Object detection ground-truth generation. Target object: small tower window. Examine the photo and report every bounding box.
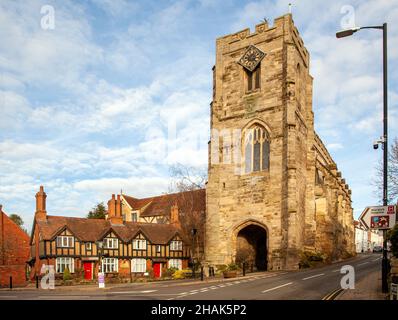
[246,65,261,92]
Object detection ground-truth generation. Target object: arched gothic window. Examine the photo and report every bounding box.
[244,125,270,173]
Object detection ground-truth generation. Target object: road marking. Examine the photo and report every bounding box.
[262,282,293,293]
[372,258,380,261]
[302,273,325,281]
[358,262,369,266]
[200,289,209,292]
[332,269,340,272]
[110,290,157,294]
[38,295,91,299]
[322,288,344,300]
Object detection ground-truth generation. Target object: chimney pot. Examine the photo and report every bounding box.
[35,186,47,221]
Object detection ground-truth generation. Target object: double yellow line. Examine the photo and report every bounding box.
[322,288,344,300]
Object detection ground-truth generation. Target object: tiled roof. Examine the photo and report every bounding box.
[36,216,181,244]
[123,189,205,217]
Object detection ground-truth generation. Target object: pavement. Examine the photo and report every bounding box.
[0,271,269,292]
[0,253,386,300]
[336,267,388,300]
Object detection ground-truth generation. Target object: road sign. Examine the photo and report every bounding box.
[359,205,396,230]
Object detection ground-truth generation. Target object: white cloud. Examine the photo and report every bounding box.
[90,0,138,16]
[326,143,343,151]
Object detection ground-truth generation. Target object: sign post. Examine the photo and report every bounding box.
[359,205,397,294]
[98,272,105,289]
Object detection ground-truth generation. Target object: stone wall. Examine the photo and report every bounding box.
[205,14,354,271]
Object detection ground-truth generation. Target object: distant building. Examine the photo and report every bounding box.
[355,220,368,253]
[0,206,30,287]
[354,220,383,253]
[29,186,204,281]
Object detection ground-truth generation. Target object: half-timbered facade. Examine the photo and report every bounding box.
[29,187,192,280]
[120,189,205,224]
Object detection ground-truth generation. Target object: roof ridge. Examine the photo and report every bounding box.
[123,188,205,201]
[47,215,106,222]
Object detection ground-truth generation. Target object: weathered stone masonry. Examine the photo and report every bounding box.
[205,14,355,271]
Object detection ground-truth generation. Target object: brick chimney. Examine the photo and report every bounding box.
[35,186,47,221]
[107,194,123,225]
[170,204,180,226]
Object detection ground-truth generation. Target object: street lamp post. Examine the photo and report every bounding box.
[96,241,105,288]
[191,228,197,279]
[336,23,389,293]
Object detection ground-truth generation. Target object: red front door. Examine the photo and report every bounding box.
[83,262,92,280]
[153,263,162,278]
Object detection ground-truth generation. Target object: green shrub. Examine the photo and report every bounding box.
[299,251,326,269]
[226,263,240,271]
[162,267,178,278]
[172,269,192,280]
[215,264,228,273]
[63,266,72,281]
[387,224,398,257]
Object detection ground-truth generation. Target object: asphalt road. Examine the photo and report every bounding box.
[0,253,382,300]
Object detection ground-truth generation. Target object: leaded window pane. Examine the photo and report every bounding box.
[262,141,270,170]
[245,142,252,173]
[253,141,261,171]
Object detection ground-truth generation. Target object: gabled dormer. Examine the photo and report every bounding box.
[132,232,148,250]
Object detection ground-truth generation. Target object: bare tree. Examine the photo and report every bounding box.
[373,137,398,204]
[169,163,207,192]
[168,163,207,265]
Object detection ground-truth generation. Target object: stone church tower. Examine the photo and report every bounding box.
[205,14,355,271]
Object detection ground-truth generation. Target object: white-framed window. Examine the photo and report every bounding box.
[170,240,183,251]
[156,245,161,253]
[85,242,92,251]
[102,258,118,273]
[133,239,147,250]
[56,236,74,248]
[168,259,182,270]
[132,212,138,222]
[131,258,146,273]
[56,257,74,273]
[103,238,118,249]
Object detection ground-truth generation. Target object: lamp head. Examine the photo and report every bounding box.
[336,27,361,38]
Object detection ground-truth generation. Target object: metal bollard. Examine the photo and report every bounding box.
[9,276,12,290]
[201,266,204,281]
[242,263,245,277]
[36,275,39,289]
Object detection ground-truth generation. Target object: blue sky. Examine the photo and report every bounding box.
[1,0,398,231]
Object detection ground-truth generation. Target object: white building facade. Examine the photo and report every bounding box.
[354,220,383,253]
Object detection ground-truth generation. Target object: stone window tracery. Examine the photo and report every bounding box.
[244,125,270,173]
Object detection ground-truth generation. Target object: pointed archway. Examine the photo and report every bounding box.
[234,221,268,271]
